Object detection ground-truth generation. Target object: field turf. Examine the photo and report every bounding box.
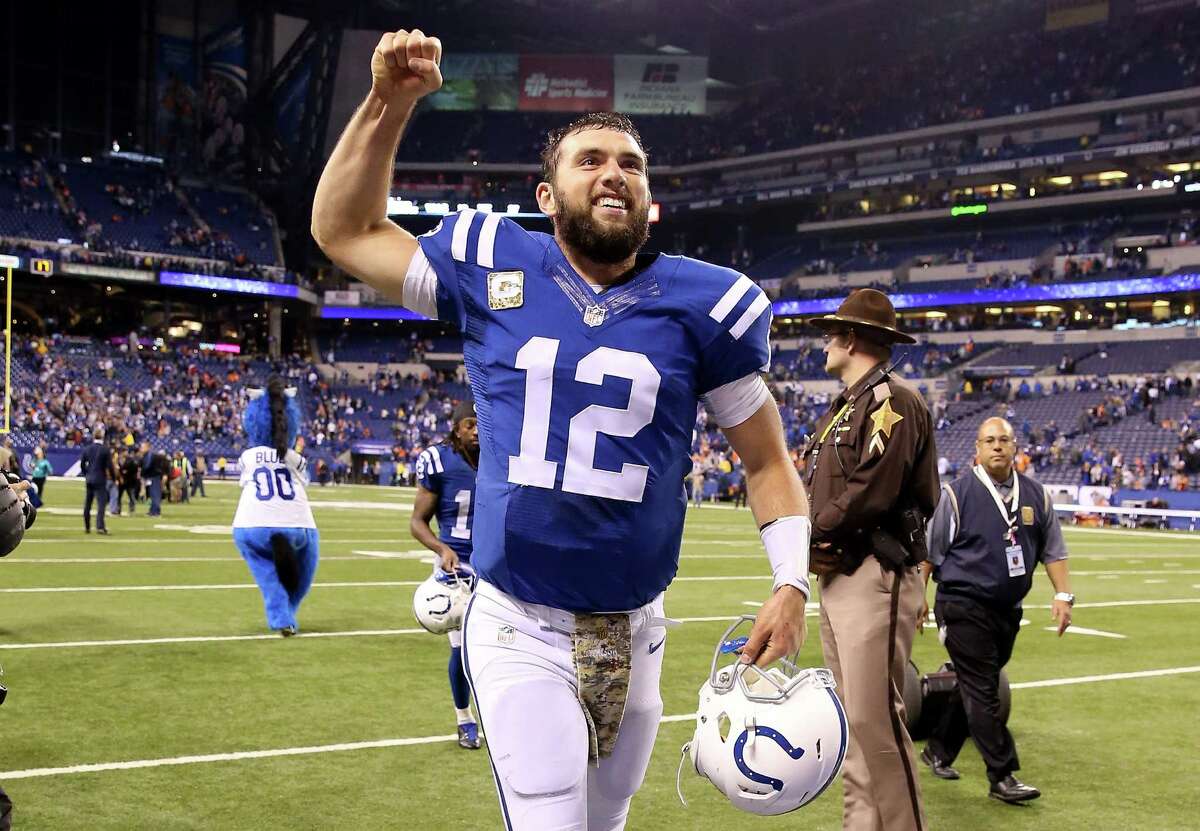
[0,479,1196,829]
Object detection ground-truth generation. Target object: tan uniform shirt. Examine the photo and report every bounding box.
[801,361,940,571]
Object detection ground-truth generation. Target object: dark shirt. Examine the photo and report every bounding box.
[120,459,140,487]
[79,442,111,486]
[801,361,940,570]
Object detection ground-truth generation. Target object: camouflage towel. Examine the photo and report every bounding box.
[573,612,633,761]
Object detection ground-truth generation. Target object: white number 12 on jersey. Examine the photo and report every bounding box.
[508,336,661,503]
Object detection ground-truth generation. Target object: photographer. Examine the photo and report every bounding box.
[0,473,39,831]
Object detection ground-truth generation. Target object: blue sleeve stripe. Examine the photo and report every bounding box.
[477,213,503,268]
[708,274,755,323]
[729,290,770,340]
[450,209,478,263]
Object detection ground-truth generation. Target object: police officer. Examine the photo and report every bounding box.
[803,289,938,831]
[917,416,1074,804]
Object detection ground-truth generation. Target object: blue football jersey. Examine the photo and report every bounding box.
[417,209,770,612]
[415,443,478,560]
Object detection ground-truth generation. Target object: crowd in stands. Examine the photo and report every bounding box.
[945,371,1200,491]
[397,8,1200,167]
[8,324,1200,504]
[0,152,288,282]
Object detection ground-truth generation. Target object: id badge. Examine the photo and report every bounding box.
[1006,544,1026,578]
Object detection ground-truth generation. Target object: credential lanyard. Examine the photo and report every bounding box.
[973,464,1019,544]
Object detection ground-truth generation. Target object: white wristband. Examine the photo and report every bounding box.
[761,515,811,600]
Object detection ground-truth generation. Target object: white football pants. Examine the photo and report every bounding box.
[462,580,668,831]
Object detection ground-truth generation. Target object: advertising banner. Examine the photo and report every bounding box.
[614,55,707,114]
[155,35,197,157]
[1045,0,1109,31]
[429,53,518,111]
[323,290,361,305]
[519,55,612,112]
[62,263,156,283]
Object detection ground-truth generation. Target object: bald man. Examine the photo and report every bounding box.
[917,416,1074,803]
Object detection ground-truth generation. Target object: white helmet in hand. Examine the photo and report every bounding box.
[678,616,847,816]
[412,565,476,635]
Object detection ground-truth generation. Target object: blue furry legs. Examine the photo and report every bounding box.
[233,527,320,632]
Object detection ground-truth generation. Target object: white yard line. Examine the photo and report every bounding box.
[1026,597,1200,610]
[2,664,1195,781]
[2,598,1184,652]
[1043,625,1127,639]
[16,538,428,545]
[0,556,416,564]
[0,629,426,650]
[0,614,809,651]
[1009,665,1200,689]
[0,576,774,594]
[1062,527,1200,541]
[0,581,425,594]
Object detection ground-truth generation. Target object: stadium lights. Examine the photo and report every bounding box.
[1167,162,1194,173]
[1095,170,1127,181]
[1185,183,1200,193]
[924,310,947,319]
[506,204,521,214]
[950,204,987,217]
[386,197,420,215]
[1034,305,1063,314]
[477,203,493,213]
[80,156,92,164]
[1047,175,1073,186]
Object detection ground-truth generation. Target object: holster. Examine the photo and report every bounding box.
[818,506,928,577]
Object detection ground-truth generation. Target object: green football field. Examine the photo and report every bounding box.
[0,478,1197,830]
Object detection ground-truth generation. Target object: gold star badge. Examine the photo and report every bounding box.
[869,399,904,439]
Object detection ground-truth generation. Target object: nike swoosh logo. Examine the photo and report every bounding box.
[648,636,666,655]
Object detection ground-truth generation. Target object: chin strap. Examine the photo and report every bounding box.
[676,742,692,807]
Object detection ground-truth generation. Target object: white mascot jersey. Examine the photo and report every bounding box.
[232,447,316,529]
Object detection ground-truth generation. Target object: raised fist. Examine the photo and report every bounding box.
[371,29,443,105]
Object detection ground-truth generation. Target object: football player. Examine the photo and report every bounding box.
[409,399,482,749]
[313,29,811,831]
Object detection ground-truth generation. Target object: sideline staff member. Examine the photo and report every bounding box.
[918,416,1074,804]
[804,289,939,831]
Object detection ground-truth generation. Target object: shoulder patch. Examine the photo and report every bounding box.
[873,382,893,403]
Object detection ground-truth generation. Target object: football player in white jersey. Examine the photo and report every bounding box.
[232,377,319,637]
[313,30,811,830]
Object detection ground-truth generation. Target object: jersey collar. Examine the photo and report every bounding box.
[542,240,670,330]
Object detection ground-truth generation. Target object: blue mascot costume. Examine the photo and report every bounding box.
[232,376,320,636]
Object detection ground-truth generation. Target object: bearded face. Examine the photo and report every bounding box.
[538,127,652,266]
[551,183,650,265]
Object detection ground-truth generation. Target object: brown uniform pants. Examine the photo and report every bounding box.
[820,557,926,831]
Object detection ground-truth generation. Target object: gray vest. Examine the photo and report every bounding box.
[937,469,1048,609]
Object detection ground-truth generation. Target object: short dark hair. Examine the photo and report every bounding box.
[540,112,647,184]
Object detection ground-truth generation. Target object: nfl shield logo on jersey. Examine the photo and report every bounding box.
[487,271,524,310]
[583,305,607,327]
